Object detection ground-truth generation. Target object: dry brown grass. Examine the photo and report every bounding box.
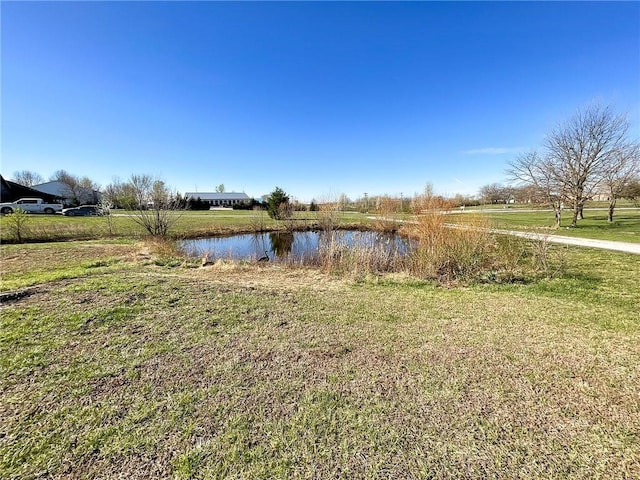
[372,195,404,232]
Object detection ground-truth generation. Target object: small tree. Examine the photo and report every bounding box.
[96,198,115,235]
[4,208,31,243]
[267,187,291,220]
[508,151,565,227]
[601,144,640,222]
[338,193,350,211]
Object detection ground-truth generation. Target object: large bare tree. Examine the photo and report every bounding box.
[509,105,637,227]
[12,170,43,187]
[545,104,634,227]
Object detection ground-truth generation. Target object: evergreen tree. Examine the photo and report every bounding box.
[267,187,290,220]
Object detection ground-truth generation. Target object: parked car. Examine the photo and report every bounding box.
[0,198,63,215]
[60,205,103,216]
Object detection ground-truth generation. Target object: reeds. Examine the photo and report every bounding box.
[314,231,406,276]
[404,197,495,282]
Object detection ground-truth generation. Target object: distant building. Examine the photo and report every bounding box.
[185,192,251,207]
[31,181,101,206]
[0,175,61,203]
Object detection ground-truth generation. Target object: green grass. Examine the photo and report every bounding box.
[0,210,374,243]
[1,240,639,478]
[465,208,640,243]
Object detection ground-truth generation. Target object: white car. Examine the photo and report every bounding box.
[0,198,63,215]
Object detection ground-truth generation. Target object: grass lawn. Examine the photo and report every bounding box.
[460,209,640,243]
[1,240,639,478]
[0,210,374,243]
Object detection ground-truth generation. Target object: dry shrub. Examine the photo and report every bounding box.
[316,198,340,232]
[373,196,403,232]
[142,236,194,267]
[405,195,496,282]
[491,234,530,283]
[249,206,268,232]
[529,234,568,278]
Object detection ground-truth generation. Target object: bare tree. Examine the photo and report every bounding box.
[103,177,137,209]
[126,174,183,236]
[479,183,513,205]
[545,104,635,227]
[600,143,640,222]
[50,170,100,205]
[507,151,565,227]
[12,170,44,187]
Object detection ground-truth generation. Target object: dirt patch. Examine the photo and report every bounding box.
[0,289,32,305]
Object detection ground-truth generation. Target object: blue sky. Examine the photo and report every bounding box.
[2,1,639,202]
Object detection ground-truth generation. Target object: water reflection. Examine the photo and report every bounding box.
[180,230,413,262]
[269,232,294,257]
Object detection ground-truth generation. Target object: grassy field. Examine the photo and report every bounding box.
[452,208,640,243]
[0,210,375,244]
[1,238,639,479]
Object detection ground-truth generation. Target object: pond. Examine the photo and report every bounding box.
[180,230,414,262]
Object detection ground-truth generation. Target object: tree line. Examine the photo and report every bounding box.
[9,104,639,231]
[11,169,101,206]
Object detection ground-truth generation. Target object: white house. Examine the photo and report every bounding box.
[31,181,101,206]
[185,192,251,207]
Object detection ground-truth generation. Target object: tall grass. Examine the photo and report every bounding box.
[315,198,341,232]
[276,197,563,284]
[312,231,407,276]
[372,195,404,232]
[404,196,496,282]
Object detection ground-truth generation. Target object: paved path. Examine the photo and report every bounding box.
[488,229,640,255]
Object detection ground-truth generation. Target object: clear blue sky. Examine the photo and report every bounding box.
[2,1,639,202]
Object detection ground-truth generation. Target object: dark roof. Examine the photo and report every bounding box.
[0,175,61,203]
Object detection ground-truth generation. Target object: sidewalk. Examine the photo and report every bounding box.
[489,229,640,254]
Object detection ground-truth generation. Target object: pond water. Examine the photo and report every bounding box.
[180,230,414,262]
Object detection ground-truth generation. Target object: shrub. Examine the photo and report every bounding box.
[405,193,496,282]
[4,208,31,243]
[188,197,210,210]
